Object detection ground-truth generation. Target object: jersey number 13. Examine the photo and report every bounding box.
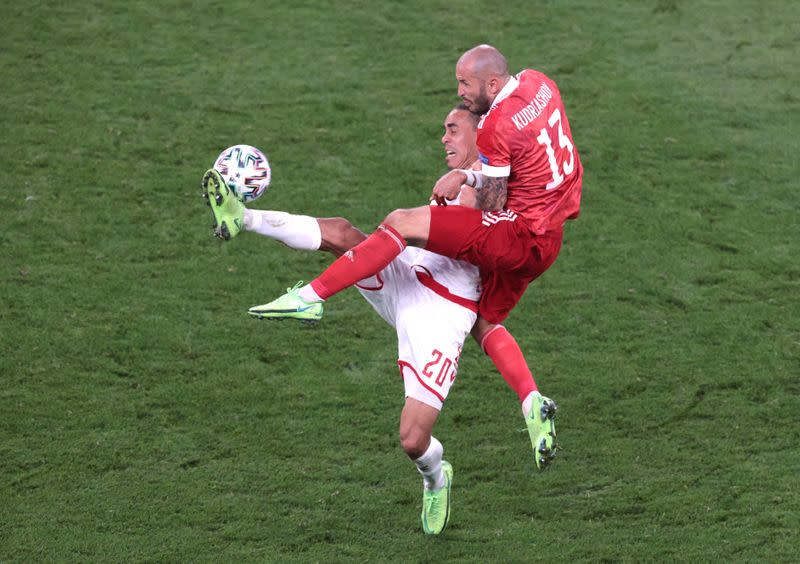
[536,108,575,190]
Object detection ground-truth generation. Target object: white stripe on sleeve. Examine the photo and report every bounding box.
[481,163,511,177]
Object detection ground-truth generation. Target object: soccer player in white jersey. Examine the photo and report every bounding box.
[203,105,486,535]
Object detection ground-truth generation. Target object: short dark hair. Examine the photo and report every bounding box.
[453,103,480,128]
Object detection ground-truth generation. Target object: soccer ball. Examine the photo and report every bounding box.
[213,144,271,203]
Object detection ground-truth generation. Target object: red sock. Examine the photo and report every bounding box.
[481,326,538,403]
[310,224,406,299]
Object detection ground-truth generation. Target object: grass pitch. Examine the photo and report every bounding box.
[1,1,798,561]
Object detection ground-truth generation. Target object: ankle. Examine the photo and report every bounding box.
[298,284,323,303]
[521,391,541,418]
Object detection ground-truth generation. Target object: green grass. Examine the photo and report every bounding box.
[2,0,798,561]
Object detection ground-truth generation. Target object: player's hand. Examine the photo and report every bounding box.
[458,186,479,209]
[431,170,467,205]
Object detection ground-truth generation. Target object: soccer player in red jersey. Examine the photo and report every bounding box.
[254,44,581,469]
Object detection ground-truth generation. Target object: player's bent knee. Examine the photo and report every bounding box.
[383,209,410,230]
[383,207,430,246]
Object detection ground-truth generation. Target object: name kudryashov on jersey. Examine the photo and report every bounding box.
[477,69,583,235]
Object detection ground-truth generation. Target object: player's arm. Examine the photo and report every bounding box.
[458,169,507,211]
[472,121,511,211]
[474,175,507,211]
[431,169,468,204]
[456,159,482,209]
[433,169,507,211]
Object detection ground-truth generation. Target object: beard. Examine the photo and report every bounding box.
[469,85,492,115]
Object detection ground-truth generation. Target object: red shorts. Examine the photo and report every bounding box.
[426,206,563,324]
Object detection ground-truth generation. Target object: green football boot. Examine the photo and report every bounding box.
[248,281,323,322]
[202,168,244,240]
[526,392,558,470]
[421,461,453,535]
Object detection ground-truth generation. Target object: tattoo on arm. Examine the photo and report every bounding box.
[476,176,508,211]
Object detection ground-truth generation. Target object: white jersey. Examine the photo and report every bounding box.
[355,202,480,411]
[413,196,481,304]
[409,247,481,304]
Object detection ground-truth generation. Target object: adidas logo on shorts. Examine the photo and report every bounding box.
[481,210,518,227]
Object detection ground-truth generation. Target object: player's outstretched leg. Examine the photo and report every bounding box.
[248,281,323,322]
[202,169,244,240]
[421,460,453,535]
[525,392,558,470]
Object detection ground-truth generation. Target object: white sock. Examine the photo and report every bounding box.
[414,436,445,490]
[521,391,540,418]
[243,209,322,251]
[297,284,323,303]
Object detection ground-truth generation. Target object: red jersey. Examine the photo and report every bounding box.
[477,69,583,234]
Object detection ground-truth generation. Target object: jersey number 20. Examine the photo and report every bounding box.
[422,349,456,387]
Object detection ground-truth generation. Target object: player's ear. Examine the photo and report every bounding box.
[488,76,500,95]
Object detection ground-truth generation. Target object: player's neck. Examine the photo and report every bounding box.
[488,75,512,106]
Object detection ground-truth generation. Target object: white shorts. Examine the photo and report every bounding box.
[356,248,478,410]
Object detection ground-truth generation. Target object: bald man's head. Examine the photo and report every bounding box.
[457,44,509,80]
[455,44,511,115]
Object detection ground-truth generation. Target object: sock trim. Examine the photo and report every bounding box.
[479,324,505,353]
[378,223,406,253]
[414,436,444,490]
[309,278,329,299]
[298,284,323,303]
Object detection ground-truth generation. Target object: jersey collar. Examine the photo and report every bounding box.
[491,74,519,108]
